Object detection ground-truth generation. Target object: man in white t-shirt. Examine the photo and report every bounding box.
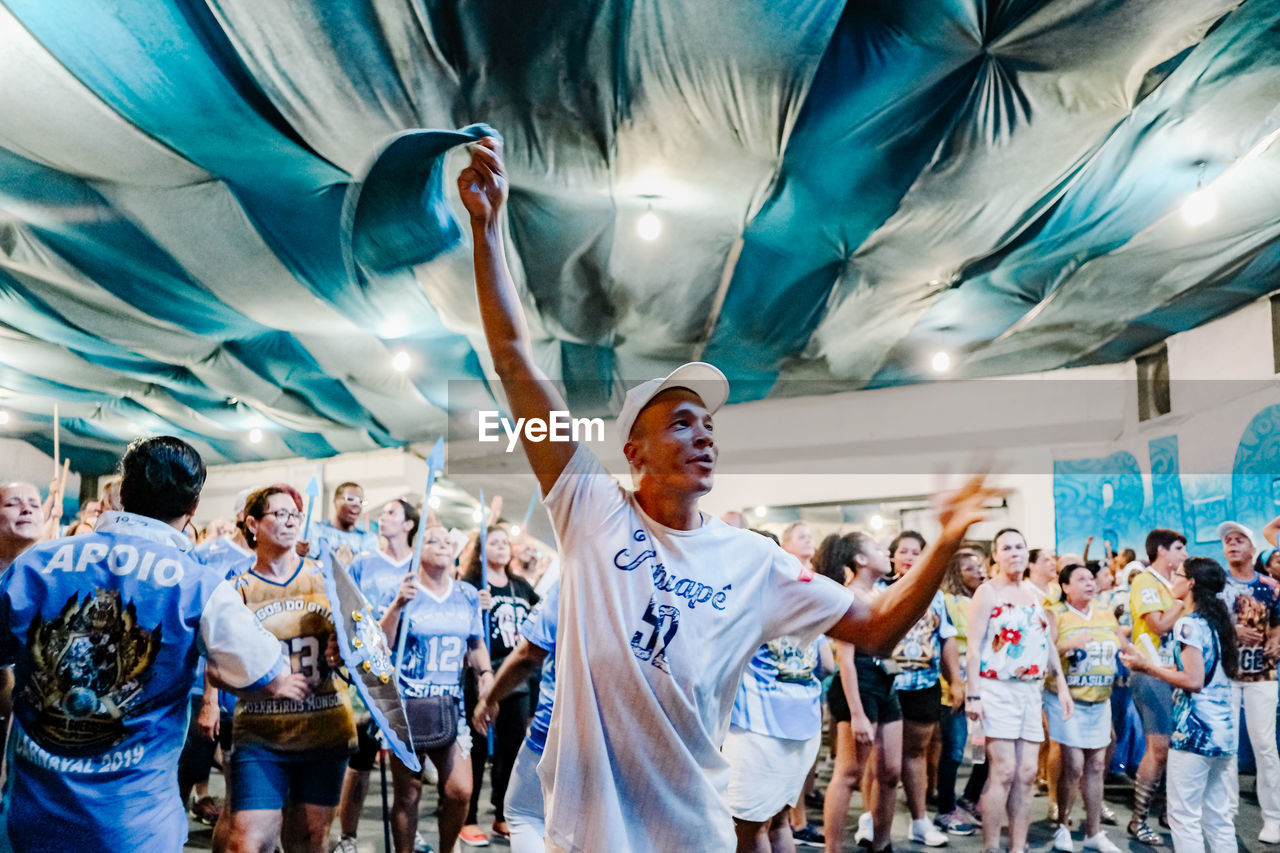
[456,136,998,853]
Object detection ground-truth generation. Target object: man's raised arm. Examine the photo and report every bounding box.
[828,473,999,656]
[457,137,576,495]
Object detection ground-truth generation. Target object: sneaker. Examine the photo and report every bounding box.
[957,796,982,822]
[855,812,873,846]
[1053,825,1074,852]
[1100,803,1118,826]
[1127,819,1161,846]
[793,823,825,846]
[458,825,489,847]
[414,831,434,853]
[332,838,359,853]
[910,818,949,847]
[1083,832,1122,853]
[1261,820,1280,845]
[934,811,975,836]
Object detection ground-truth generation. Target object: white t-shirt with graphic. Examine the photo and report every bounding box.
[538,446,854,853]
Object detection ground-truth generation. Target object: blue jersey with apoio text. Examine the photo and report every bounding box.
[0,512,283,853]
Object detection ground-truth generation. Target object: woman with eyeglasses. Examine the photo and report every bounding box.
[967,528,1074,853]
[218,485,356,853]
[1121,557,1239,853]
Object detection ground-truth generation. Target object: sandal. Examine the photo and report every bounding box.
[1128,819,1163,846]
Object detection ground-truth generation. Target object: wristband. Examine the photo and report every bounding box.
[478,669,494,676]
[965,695,982,702]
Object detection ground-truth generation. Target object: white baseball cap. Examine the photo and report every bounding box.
[1217,520,1259,550]
[616,362,730,449]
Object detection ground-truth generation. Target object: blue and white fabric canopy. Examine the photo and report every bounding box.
[0,0,1276,473]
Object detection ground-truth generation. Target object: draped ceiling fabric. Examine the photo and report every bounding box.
[0,0,1275,474]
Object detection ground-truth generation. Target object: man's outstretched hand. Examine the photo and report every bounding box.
[936,471,1004,539]
[457,136,508,226]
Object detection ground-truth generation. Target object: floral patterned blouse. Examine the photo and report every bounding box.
[978,593,1051,682]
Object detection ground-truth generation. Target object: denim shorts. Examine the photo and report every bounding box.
[229,746,349,811]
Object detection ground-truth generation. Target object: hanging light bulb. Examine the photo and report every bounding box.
[931,351,952,374]
[0,410,8,425]
[472,506,483,523]
[870,514,884,531]
[248,428,263,444]
[637,205,662,241]
[428,494,441,509]
[754,505,767,518]
[1182,188,1217,226]
[391,350,411,372]
[1182,160,1217,226]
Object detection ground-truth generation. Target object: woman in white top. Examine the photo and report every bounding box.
[967,528,1074,853]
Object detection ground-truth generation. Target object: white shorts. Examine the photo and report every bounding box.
[979,678,1044,742]
[723,725,821,822]
[1044,692,1110,750]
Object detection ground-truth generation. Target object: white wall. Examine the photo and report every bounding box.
[0,438,83,508]
[199,294,1280,552]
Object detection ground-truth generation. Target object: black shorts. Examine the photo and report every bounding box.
[347,716,380,772]
[897,682,943,724]
[828,656,902,725]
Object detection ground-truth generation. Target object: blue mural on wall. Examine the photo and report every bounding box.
[1054,404,1280,557]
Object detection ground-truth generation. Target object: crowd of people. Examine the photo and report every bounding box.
[0,136,1274,853]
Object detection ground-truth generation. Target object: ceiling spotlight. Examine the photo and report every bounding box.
[391,350,411,373]
[0,410,8,425]
[930,351,952,373]
[637,207,662,241]
[1182,160,1216,227]
[428,495,441,509]
[870,514,884,531]
[754,505,767,518]
[248,428,263,444]
[471,507,483,523]
[510,524,522,537]
[1182,187,1217,226]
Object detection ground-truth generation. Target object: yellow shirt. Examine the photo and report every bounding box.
[1030,581,1061,608]
[1130,569,1176,666]
[939,592,970,701]
[1047,602,1120,702]
[233,558,356,753]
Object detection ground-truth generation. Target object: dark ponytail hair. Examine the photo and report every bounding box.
[1183,557,1239,680]
[813,534,857,584]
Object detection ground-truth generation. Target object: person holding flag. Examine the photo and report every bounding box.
[332,497,422,853]
[460,513,537,845]
[300,482,379,565]
[379,522,493,853]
